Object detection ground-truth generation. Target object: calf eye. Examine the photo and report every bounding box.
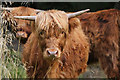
[39,30,46,38]
[61,31,64,34]
[40,31,44,35]
[27,22,31,26]
[61,31,66,35]
[61,31,67,38]
[61,29,65,35]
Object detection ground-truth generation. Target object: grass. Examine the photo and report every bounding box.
[0,10,27,79]
[2,50,27,78]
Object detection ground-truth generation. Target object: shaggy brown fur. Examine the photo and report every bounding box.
[11,6,37,41]
[2,6,37,43]
[77,9,120,78]
[22,10,89,78]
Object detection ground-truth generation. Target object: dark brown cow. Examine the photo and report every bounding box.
[77,9,120,78]
[21,10,89,78]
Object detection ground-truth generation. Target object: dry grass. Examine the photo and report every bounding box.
[0,8,27,79]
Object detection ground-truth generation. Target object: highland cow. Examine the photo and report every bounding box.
[77,9,120,78]
[2,6,41,51]
[2,6,41,43]
[17,10,90,78]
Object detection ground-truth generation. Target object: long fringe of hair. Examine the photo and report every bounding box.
[35,10,69,34]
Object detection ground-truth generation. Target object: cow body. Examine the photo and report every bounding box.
[22,10,89,78]
[78,9,120,78]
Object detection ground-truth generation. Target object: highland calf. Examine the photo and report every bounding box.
[19,10,90,78]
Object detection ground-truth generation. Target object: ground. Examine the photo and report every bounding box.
[80,63,107,78]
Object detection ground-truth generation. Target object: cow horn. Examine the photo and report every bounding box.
[35,9,43,13]
[14,9,90,20]
[14,16,36,21]
[2,7,43,12]
[2,7,15,11]
[67,9,90,18]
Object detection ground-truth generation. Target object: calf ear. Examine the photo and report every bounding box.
[68,18,82,33]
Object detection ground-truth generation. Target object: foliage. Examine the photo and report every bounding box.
[0,11,27,79]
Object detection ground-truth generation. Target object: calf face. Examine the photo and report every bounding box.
[39,27,67,60]
[11,7,37,39]
[35,10,69,61]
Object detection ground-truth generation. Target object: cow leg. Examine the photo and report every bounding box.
[98,54,119,78]
[97,40,119,78]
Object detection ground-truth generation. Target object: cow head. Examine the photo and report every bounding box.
[35,10,69,61]
[2,6,42,43]
[14,9,90,61]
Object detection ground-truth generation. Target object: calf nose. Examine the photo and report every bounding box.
[47,48,58,56]
[44,48,61,58]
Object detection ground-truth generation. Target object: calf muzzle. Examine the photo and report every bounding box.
[46,48,60,58]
